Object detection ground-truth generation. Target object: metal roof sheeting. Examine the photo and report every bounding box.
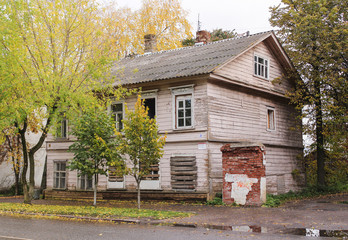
[112,31,273,85]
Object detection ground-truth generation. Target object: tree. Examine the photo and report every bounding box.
[101,0,193,57]
[270,0,347,188]
[130,0,192,53]
[0,128,22,195]
[210,28,237,42]
[117,96,166,209]
[182,28,238,47]
[0,0,122,203]
[68,109,124,206]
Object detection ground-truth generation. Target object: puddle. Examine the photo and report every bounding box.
[281,228,348,238]
[203,224,267,233]
[202,224,348,238]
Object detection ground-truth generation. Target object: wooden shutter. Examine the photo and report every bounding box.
[170,156,197,191]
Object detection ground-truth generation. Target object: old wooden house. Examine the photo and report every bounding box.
[45,31,303,201]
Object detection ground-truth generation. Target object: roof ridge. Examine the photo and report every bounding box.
[126,30,273,59]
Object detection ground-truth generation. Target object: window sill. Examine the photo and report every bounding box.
[55,137,69,141]
[253,74,269,81]
[173,126,195,131]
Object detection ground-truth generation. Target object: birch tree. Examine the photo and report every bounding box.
[104,0,192,55]
[0,0,123,203]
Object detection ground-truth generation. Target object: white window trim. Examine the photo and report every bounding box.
[141,89,158,118]
[169,85,195,130]
[53,161,67,190]
[108,101,125,132]
[266,107,276,131]
[254,54,269,80]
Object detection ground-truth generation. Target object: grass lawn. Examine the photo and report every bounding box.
[0,202,192,220]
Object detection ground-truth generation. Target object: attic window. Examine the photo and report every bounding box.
[254,55,269,79]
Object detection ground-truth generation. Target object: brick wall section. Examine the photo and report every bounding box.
[221,144,266,206]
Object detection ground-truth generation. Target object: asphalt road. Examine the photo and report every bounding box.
[0,216,332,240]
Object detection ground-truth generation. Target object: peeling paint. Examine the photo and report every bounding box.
[225,174,258,205]
[260,177,266,203]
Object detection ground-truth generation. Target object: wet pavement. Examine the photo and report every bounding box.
[0,193,347,238]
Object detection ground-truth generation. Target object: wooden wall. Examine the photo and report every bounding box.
[46,39,303,197]
[214,41,294,95]
[46,77,211,194]
[206,41,303,195]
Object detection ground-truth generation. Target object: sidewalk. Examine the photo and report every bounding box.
[1,193,348,234]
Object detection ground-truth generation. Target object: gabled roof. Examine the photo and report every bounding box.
[113,31,282,85]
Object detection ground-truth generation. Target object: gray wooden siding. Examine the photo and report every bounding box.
[207,83,302,147]
[46,78,210,192]
[214,42,294,95]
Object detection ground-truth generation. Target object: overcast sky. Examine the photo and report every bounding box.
[113,0,281,34]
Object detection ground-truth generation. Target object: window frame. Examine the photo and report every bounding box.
[254,54,269,80]
[109,101,124,132]
[78,173,93,191]
[53,161,67,190]
[169,85,194,130]
[266,107,276,131]
[141,89,158,119]
[56,118,68,139]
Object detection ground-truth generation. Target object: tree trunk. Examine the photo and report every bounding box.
[18,122,31,204]
[314,79,325,188]
[14,134,21,196]
[13,156,20,196]
[137,180,141,209]
[28,152,35,199]
[93,174,97,207]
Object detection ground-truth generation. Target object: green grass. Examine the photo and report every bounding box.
[263,183,348,207]
[0,203,192,220]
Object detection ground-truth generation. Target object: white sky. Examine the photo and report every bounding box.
[112,0,281,34]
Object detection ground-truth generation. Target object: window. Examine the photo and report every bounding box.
[111,103,123,132]
[141,164,159,180]
[142,90,158,119]
[144,98,156,119]
[170,85,194,130]
[170,156,197,191]
[254,55,269,79]
[267,108,275,131]
[176,95,192,128]
[108,166,124,182]
[79,174,93,190]
[56,119,68,139]
[53,162,66,189]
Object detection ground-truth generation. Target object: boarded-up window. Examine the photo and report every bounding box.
[141,164,159,180]
[108,166,124,182]
[170,156,197,191]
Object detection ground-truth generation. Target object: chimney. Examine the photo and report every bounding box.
[195,30,211,44]
[144,34,157,53]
